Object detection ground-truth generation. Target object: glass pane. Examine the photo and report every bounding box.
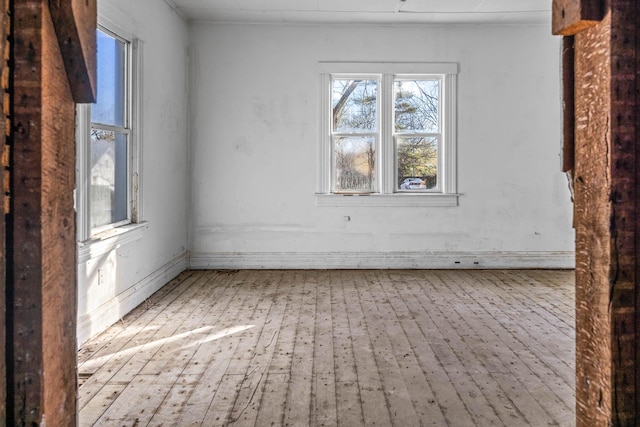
[334,136,375,192]
[397,137,438,190]
[395,80,439,132]
[332,79,377,132]
[93,29,126,127]
[91,129,128,229]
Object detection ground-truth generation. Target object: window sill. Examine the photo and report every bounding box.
[315,193,459,207]
[78,221,149,263]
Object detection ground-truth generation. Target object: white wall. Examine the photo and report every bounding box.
[188,23,575,269]
[77,0,190,344]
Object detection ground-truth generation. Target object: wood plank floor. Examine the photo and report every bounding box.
[77,269,576,427]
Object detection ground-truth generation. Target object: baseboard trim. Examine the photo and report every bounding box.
[189,251,575,270]
[77,252,188,345]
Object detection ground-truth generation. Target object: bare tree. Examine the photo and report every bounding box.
[333,80,361,129]
[332,80,377,191]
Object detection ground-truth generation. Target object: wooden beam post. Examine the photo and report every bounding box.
[6,0,95,424]
[49,0,96,103]
[552,0,605,35]
[562,36,575,173]
[0,0,6,423]
[561,1,640,425]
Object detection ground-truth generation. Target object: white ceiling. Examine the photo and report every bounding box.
[167,0,552,25]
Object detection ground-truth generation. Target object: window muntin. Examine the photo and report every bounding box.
[90,28,131,232]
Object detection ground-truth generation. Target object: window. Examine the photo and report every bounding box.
[91,29,129,230]
[394,78,440,191]
[331,77,378,193]
[317,63,458,207]
[77,25,142,242]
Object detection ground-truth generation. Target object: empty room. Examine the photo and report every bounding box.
[76,0,576,424]
[5,0,639,426]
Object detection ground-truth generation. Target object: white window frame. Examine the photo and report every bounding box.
[317,62,459,207]
[330,74,380,194]
[76,19,145,257]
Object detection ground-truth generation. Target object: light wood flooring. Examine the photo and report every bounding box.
[78,269,575,426]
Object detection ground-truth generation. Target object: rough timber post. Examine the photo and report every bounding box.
[0,0,6,423]
[553,0,640,425]
[7,0,95,424]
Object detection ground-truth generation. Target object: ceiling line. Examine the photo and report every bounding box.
[175,7,549,15]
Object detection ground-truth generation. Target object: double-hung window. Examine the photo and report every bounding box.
[91,28,129,230]
[77,25,141,244]
[317,63,458,207]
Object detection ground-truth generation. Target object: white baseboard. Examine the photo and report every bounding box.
[189,251,575,270]
[77,252,188,346]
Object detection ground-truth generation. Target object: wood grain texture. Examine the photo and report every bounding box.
[41,2,77,424]
[8,0,81,424]
[608,2,640,422]
[552,0,604,35]
[49,0,96,102]
[562,36,575,173]
[78,270,576,426]
[570,1,640,424]
[0,0,6,422]
[10,2,47,422]
[573,12,612,426]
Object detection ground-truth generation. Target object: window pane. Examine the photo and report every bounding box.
[334,136,375,192]
[93,30,126,127]
[397,137,438,190]
[395,80,439,132]
[332,79,377,132]
[91,129,128,229]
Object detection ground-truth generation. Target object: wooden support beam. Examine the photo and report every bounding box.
[0,0,6,423]
[562,36,575,173]
[49,0,96,103]
[552,0,604,35]
[572,14,611,425]
[567,0,640,424]
[6,0,94,423]
[10,2,47,420]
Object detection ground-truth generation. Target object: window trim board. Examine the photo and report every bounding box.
[315,193,459,207]
[317,62,458,75]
